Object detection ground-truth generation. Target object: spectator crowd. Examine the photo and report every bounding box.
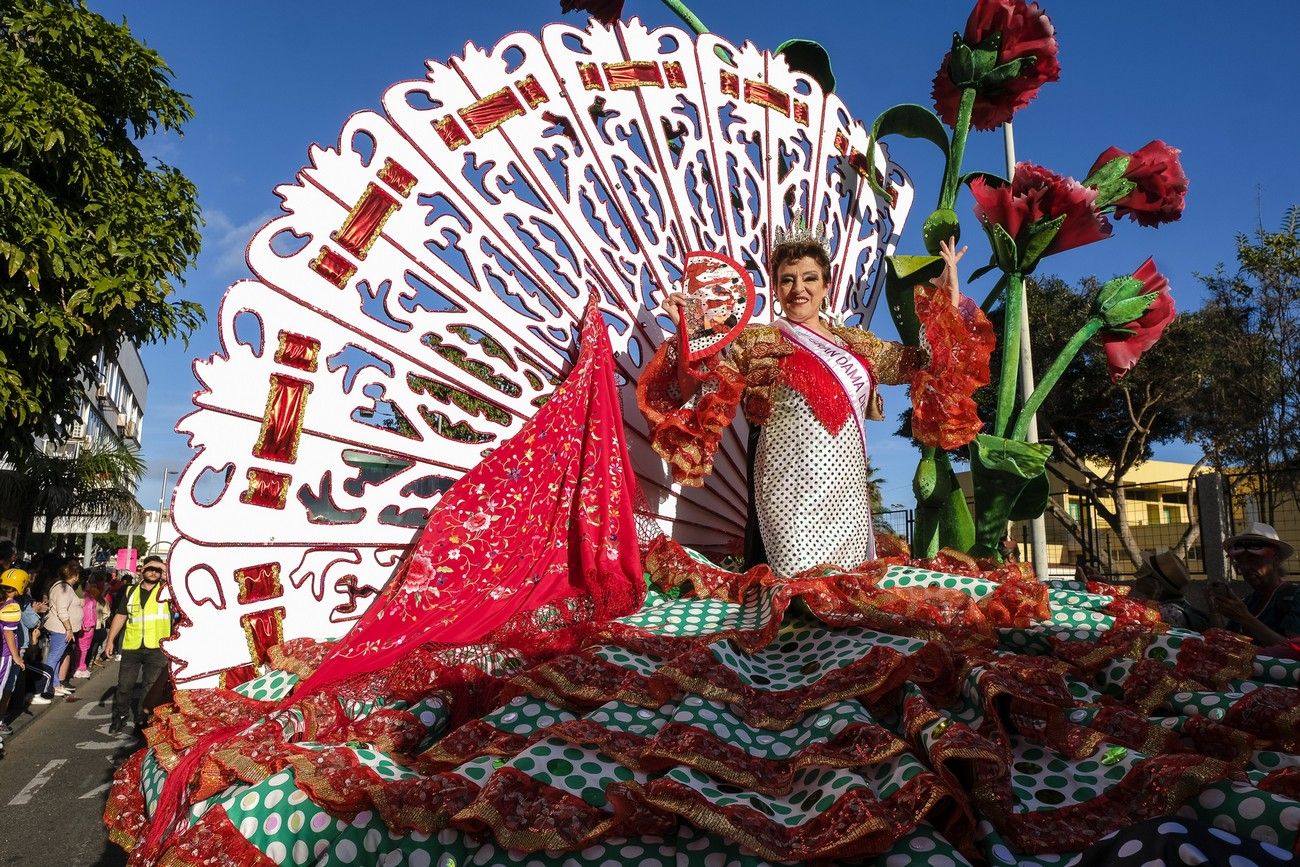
[0,539,159,753]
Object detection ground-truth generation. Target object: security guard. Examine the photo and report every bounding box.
[102,555,172,734]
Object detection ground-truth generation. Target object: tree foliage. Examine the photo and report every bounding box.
[0,0,203,451]
[1192,220,1300,522]
[979,271,1261,567]
[0,438,144,550]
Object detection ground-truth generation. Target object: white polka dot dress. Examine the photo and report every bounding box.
[754,382,875,577]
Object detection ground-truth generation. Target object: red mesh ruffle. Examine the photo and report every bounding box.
[911,283,996,451]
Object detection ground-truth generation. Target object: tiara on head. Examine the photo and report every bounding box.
[772,208,830,255]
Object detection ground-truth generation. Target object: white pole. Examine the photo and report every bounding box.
[154,469,175,553]
[1003,123,1050,580]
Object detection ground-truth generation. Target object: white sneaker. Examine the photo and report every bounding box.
[29,695,52,705]
[53,686,74,696]
[72,670,91,679]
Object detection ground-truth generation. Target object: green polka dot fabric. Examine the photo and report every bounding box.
[233,668,301,702]
[132,560,1300,866]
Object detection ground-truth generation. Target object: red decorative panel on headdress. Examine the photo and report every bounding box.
[719,70,740,97]
[578,63,603,90]
[833,130,850,154]
[239,607,286,666]
[240,468,291,510]
[744,80,790,116]
[331,183,399,260]
[793,100,809,126]
[459,86,525,138]
[377,158,417,197]
[218,664,259,690]
[252,374,313,464]
[308,246,356,288]
[603,61,664,89]
[516,75,547,108]
[434,115,471,149]
[235,563,284,605]
[664,62,687,88]
[274,331,321,372]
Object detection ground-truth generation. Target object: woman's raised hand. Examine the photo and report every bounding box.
[661,289,689,327]
[938,236,968,307]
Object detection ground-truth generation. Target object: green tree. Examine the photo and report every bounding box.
[0,439,144,551]
[0,0,203,452]
[979,272,1261,568]
[1192,215,1300,522]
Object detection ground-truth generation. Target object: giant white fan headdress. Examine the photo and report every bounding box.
[166,17,915,687]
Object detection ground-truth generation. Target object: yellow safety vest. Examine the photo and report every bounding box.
[122,584,171,650]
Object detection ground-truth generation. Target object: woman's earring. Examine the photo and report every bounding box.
[772,295,783,316]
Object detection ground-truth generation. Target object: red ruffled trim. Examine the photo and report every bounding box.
[911,284,996,451]
[636,341,745,487]
[153,805,277,867]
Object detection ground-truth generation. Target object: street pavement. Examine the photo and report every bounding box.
[0,663,134,866]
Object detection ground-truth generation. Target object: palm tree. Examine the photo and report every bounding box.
[0,439,145,553]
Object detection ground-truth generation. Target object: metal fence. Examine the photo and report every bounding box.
[1045,469,1300,582]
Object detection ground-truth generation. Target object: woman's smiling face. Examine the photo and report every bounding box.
[775,256,828,324]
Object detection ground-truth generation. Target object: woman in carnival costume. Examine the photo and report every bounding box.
[644,222,968,578]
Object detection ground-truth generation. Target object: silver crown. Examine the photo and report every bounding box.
[772,208,830,254]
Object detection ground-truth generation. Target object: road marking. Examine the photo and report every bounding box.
[75,701,112,720]
[76,738,130,750]
[7,759,66,805]
[79,782,112,800]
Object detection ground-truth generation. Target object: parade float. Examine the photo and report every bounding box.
[106,1,1300,864]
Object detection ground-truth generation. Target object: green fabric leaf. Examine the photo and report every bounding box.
[987,222,1020,273]
[973,434,1053,480]
[868,104,951,199]
[885,254,944,345]
[1020,213,1066,272]
[969,435,1054,558]
[1101,292,1158,328]
[1096,274,1143,309]
[775,39,835,93]
[1007,468,1050,521]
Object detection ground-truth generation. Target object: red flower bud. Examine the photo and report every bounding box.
[932,0,1061,131]
[1101,257,1176,382]
[1088,141,1189,227]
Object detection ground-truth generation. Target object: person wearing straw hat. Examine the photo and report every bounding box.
[1131,550,1208,631]
[1211,522,1300,647]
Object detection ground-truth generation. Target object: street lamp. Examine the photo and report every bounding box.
[154,468,178,552]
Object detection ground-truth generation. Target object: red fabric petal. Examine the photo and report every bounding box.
[932,0,1061,131]
[1102,257,1176,382]
[972,163,1112,263]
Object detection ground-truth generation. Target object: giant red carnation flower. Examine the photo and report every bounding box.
[1088,140,1189,227]
[932,0,1060,131]
[559,0,625,24]
[1102,257,1176,382]
[970,162,1111,270]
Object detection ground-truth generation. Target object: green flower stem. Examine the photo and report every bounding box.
[938,87,977,210]
[980,272,1009,314]
[1011,317,1104,441]
[660,0,708,34]
[993,270,1024,439]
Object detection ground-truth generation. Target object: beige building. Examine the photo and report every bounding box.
[956,458,1209,578]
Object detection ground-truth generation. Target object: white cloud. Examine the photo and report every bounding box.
[200,208,274,279]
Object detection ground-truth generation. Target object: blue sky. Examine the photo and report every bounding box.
[88,0,1300,512]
